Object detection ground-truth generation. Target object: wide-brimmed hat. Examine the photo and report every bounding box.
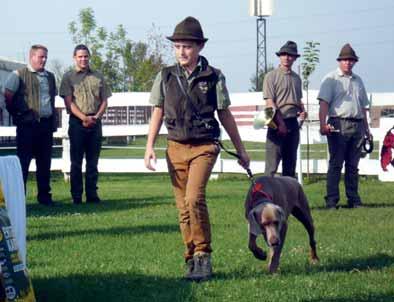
[276,41,300,57]
[337,43,359,61]
[167,16,208,43]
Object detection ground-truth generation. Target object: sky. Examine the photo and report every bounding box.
[1,0,394,93]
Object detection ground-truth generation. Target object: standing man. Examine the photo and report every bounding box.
[318,44,370,209]
[59,44,111,204]
[4,44,57,206]
[144,16,250,282]
[263,41,306,178]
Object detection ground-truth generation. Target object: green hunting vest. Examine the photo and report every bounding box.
[162,58,220,142]
[12,67,57,130]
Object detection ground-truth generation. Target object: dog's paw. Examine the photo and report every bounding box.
[253,249,267,261]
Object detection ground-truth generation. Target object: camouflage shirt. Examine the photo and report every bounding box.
[59,68,112,114]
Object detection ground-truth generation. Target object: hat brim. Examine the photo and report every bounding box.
[337,56,359,62]
[276,51,300,58]
[167,34,208,43]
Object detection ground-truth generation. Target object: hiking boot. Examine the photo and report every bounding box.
[189,252,212,282]
[184,258,194,280]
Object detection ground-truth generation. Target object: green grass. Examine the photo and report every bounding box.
[24,173,394,302]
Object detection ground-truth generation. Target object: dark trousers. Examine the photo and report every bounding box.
[326,117,364,206]
[16,117,53,202]
[68,116,102,199]
[265,117,300,178]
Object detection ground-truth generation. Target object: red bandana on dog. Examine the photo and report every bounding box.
[251,182,273,202]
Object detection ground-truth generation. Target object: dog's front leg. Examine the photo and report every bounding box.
[267,222,288,273]
[248,233,267,260]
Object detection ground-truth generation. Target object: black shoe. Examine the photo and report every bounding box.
[348,200,363,208]
[325,203,338,210]
[73,197,82,204]
[86,196,101,204]
[38,199,55,206]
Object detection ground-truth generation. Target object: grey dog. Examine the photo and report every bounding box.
[244,176,319,273]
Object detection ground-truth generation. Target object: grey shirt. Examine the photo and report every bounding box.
[263,67,303,118]
[5,65,53,118]
[149,58,231,110]
[317,68,369,119]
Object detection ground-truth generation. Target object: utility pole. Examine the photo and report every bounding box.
[250,0,273,91]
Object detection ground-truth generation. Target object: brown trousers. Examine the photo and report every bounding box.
[166,140,220,261]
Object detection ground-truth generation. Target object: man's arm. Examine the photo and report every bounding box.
[318,100,335,135]
[265,98,287,135]
[362,108,370,136]
[217,108,250,169]
[144,107,164,171]
[4,89,15,109]
[63,95,95,128]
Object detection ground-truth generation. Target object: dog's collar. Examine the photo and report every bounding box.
[251,182,272,207]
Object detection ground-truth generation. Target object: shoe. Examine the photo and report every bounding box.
[348,200,363,208]
[86,196,101,204]
[184,258,194,280]
[325,203,338,210]
[38,199,55,206]
[73,197,82,204]
[188,252,212,282]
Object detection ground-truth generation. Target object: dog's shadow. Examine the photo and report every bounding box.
[213,253,394,281]
[316,253,394,273]
[281,252,394,276]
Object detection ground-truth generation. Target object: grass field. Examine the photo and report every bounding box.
[24,172,394,302]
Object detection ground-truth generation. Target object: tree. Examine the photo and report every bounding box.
[249,65,274,92]
[68,8,168,92]
[301,41,320,179]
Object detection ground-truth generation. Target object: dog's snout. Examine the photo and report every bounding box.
[269,237,280,247]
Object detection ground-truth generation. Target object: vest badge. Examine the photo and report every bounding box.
[198,81,209,94]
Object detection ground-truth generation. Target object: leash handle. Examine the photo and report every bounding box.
[216,140,254,180]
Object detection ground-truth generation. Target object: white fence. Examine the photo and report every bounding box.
[0,92,393,181]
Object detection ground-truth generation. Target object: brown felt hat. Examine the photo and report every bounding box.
[337,43,359,61]
[167,16,208,43]
[276,41,300,58]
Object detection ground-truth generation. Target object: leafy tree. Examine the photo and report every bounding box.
[301,41,320,178]
[249,65,274,92]
[68,8,168,92]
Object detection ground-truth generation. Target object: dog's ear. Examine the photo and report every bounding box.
[275,205,285,224]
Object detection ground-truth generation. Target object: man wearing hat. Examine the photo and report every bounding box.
[263,41,306,177]
[144,16,250,281]
[318,43,370,209]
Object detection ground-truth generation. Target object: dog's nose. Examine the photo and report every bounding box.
[269,237,280,247]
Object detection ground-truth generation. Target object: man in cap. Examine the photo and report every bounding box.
[144,16,250,281]
[318,43,370,209]
[263,41,306,177]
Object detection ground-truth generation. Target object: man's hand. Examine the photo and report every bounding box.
[144,148,157,171]
[320,123,336,136]
[237,150,250,170]
[82,116,97,128]
[299,111,308,121]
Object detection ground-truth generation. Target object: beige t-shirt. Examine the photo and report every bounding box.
[263,67,303,118]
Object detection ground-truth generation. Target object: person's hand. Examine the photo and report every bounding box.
[277,123,288,136]
[299,111,308,121]
[237,150,250,170]
[144,148,157,171]
[82,116,96,128]
[320,123,335,136]
[365,128,372,139]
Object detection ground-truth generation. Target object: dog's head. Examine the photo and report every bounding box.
[257,203,285,247]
